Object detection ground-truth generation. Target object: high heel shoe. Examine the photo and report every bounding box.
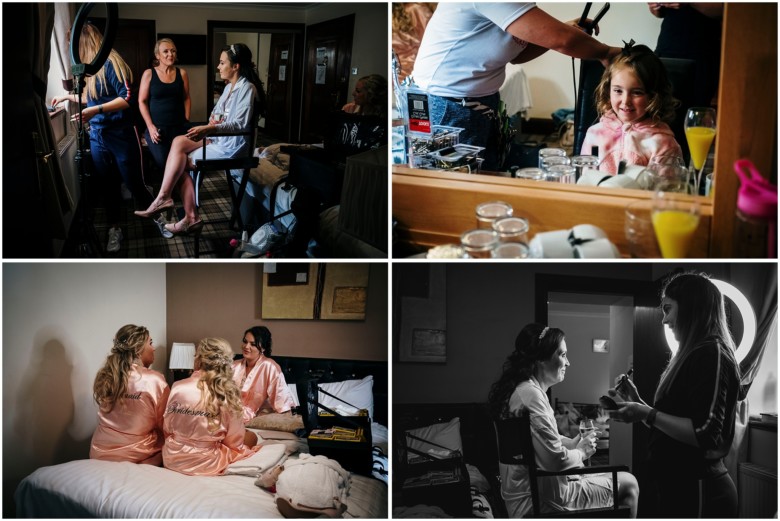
[164,217,204,237]
[134,197,174,218]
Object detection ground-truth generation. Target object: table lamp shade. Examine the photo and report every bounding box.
[169,342,196,370]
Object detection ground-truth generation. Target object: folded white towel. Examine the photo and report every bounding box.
[225,443,287,477]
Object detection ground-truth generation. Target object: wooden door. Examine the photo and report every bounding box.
[91,18,155,129]
[264,33,294,142]
[301,14,354,143]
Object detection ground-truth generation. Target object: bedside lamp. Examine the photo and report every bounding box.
[169,342,196,382]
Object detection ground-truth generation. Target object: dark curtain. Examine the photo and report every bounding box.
[3,4,73,258]
[738,266,778,398]
[725,264,777,488]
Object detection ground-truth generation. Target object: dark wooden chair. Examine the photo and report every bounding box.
[494,413,631,518]
[186,101,261,257]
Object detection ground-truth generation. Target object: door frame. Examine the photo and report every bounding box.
[207,20,304,141]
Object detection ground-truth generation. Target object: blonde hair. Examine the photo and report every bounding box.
[152,38,177,67]
[195,338,243,431]
[594,44,678,125]
[93,325,149,412]
[79,23,133,101]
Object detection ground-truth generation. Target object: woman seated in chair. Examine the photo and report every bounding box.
[134,43,264,236]
[341,74,387,119]
[487,323,639,517]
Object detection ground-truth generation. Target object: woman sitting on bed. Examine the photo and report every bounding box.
[163,337,259,476]
[232,326,296,423]
[91,324,170,465]
[487,323,639,517]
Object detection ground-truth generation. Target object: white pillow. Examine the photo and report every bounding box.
[318,375,374,419]
[405,417,463,461]
[287,383,300,407]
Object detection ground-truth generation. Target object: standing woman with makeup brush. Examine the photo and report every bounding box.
[608,271,740,517]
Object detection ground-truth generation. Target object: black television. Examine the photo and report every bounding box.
[157,33,207,65]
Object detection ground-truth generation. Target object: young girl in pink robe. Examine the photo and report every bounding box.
[91,325,169,465]
[232,326,296,423]
[163,337,258,476]
[581,42,682,175]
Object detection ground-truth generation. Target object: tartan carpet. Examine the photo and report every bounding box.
[88,173,239,259]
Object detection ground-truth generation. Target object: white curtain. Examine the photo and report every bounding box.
[51,3,75,84]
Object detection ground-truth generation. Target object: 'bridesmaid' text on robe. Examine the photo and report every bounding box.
[90,363,169,465]
[162,372,257,475]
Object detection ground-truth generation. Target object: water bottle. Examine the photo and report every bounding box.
[733,159,777,258]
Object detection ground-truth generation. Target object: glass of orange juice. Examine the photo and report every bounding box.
[651,191,700,258]
[684,107,716,195]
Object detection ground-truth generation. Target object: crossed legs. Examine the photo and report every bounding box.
[135,135,202,232]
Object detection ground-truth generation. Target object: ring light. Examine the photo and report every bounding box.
[664,279,755,363]
[70,3,118,77]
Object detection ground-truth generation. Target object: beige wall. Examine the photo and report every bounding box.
[518,2,663,119]
[117,3,387,123]
[2,263,167,507]
[165,262,388,363]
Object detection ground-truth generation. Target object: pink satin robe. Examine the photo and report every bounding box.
[162,372,257,476]
[232,357,296,423]
[90,364,170,465]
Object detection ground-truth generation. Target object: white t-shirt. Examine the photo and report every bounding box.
[412,3,536,98]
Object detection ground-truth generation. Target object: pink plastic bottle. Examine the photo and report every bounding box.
[733,159,778,258]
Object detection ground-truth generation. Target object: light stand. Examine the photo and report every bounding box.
[70,63,103,257]
[67,2,118,257]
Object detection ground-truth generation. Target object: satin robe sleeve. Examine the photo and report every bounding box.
[90,366,169,465]
[162,374,257,476]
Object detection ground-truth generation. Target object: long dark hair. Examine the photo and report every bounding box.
[655,271,738,401]
[223,43,267,117]
[244,325,272,357]
[487,323,565,419]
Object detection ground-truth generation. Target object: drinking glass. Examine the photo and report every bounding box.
[684,107,717,195]
[624,199,661,258]
[651,191,701,258]
[460,229,499,258]
[544,165,576,184]
[490,242,530,258]
[492,216,530,244]
[540,155,571,173]
[570,155,600,181]
[475,201,513,229]
[538,147,567,169]
[645,155,690,193]
[579,419,596,464]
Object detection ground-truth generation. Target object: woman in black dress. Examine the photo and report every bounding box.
[138,38,191,172]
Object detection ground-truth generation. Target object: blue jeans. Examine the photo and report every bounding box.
[428,93,501,171]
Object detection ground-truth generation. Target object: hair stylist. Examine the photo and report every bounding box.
[412,3,621,171]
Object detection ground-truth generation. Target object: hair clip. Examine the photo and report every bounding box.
[539,327,549,340]
[230,44,237,56]
[621,39,636,57]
